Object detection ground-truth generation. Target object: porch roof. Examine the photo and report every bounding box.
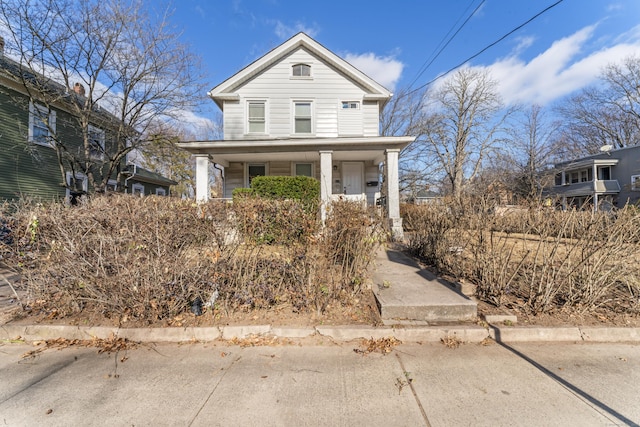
[555,158,619,171]
[177,136,415,165]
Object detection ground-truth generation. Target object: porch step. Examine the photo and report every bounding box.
[373,247,477,324]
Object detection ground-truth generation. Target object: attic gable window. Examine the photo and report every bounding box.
[292,63,311,78]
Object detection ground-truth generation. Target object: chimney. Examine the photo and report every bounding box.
[73,82,85,96]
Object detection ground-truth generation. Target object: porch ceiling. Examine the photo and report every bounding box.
[177,136,415,164]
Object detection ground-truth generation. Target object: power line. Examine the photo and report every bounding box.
[407,0,565,96]
[408,0,486,90]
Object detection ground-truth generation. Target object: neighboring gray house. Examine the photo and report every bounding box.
[178,33,415,238]
[549,145,640,210]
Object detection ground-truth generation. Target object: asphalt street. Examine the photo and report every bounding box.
[1,340,639,426]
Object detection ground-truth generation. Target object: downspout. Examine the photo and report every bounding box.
[213,159,224,198]
[124,164,137,194]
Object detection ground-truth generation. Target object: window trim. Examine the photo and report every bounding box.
[293,162,314,178]
[65,171,88,197]
[291,63,312,78]
[155,187,167,196]
[292,100,313,135]
[341,101,360,110]
[87,124,106,160]
[246,163,268,187]
[246,100,267,134]
[28,101,56,147]
[132,183,145,196]
[631,175,640,191]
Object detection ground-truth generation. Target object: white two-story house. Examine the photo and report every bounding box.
[179,33,415,238]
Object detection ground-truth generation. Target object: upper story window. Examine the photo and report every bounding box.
[598,166,611,180]
[88,125,105,160]
[29,102,56,147]
[294,101,312,134]
[247,101,266,133]
[341,101,360,109]
[292,63,311,77]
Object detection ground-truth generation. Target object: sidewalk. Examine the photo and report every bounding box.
[1,341,639,426]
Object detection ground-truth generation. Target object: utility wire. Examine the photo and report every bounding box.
[407,0,565,96]
[408,0,485,90]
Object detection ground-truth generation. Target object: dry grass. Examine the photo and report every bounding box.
[0,195,384,324]
[404,200,640,316]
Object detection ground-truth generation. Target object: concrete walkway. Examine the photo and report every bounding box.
[372,245,477,324]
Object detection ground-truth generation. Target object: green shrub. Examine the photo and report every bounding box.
[250,176,319,206]
[231,187,255,199]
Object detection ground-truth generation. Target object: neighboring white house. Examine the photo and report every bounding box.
[178,32,414,239]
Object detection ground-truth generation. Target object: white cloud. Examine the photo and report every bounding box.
[470,24,640,106]
[343,52,404,91]
[274,21,319,39]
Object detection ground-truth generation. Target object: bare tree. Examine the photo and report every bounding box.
[503,104,561,201]
[0,0,205,192]
[417,68,507,202]
[557,55,640,155]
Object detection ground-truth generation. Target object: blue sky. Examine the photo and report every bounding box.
[167,0,640,125]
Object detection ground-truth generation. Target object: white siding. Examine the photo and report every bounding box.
[224,162,244,198]
[223,48,382,140]
[362,101,380,137]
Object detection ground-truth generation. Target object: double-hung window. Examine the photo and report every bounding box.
[29,102,56,147]
[247,101,266,133]
[293,101,312,134]
[88,125,105,160]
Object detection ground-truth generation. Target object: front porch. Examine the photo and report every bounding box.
[178,136,414,239]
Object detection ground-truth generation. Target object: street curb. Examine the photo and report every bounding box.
[3,323,640,344]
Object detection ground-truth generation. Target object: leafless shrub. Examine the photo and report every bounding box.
[403,198,640,315]
[2,195,381,322]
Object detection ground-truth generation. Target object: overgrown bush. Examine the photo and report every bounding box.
[250,175,320,207]
[403,197,640,315]
[1,194,381,323]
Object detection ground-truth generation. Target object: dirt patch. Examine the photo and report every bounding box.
[2,288,383,329]
[476,298,640,327]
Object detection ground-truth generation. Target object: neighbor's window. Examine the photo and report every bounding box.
[295,163,313,177]
[66,172,87,193]
[341,101,360,109]
[155,187,166,196]
[88,125,105,160]
[598,166,611,181]
[247,101,266,133]
[248,163,266,186]
[132,183,145,196]
[29,102,56,147]
[632,175,640,191]
[292,63,311,77]
[294,102,312,134]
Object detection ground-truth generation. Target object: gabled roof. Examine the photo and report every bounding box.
[208,32,392,109]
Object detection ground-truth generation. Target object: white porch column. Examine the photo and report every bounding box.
[385,148,403,241]
[195,154,210,202]
[319,150,333,223]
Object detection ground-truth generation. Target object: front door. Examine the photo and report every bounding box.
[342,162,363,195]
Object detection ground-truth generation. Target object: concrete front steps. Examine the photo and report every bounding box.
[373,246,477,324]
